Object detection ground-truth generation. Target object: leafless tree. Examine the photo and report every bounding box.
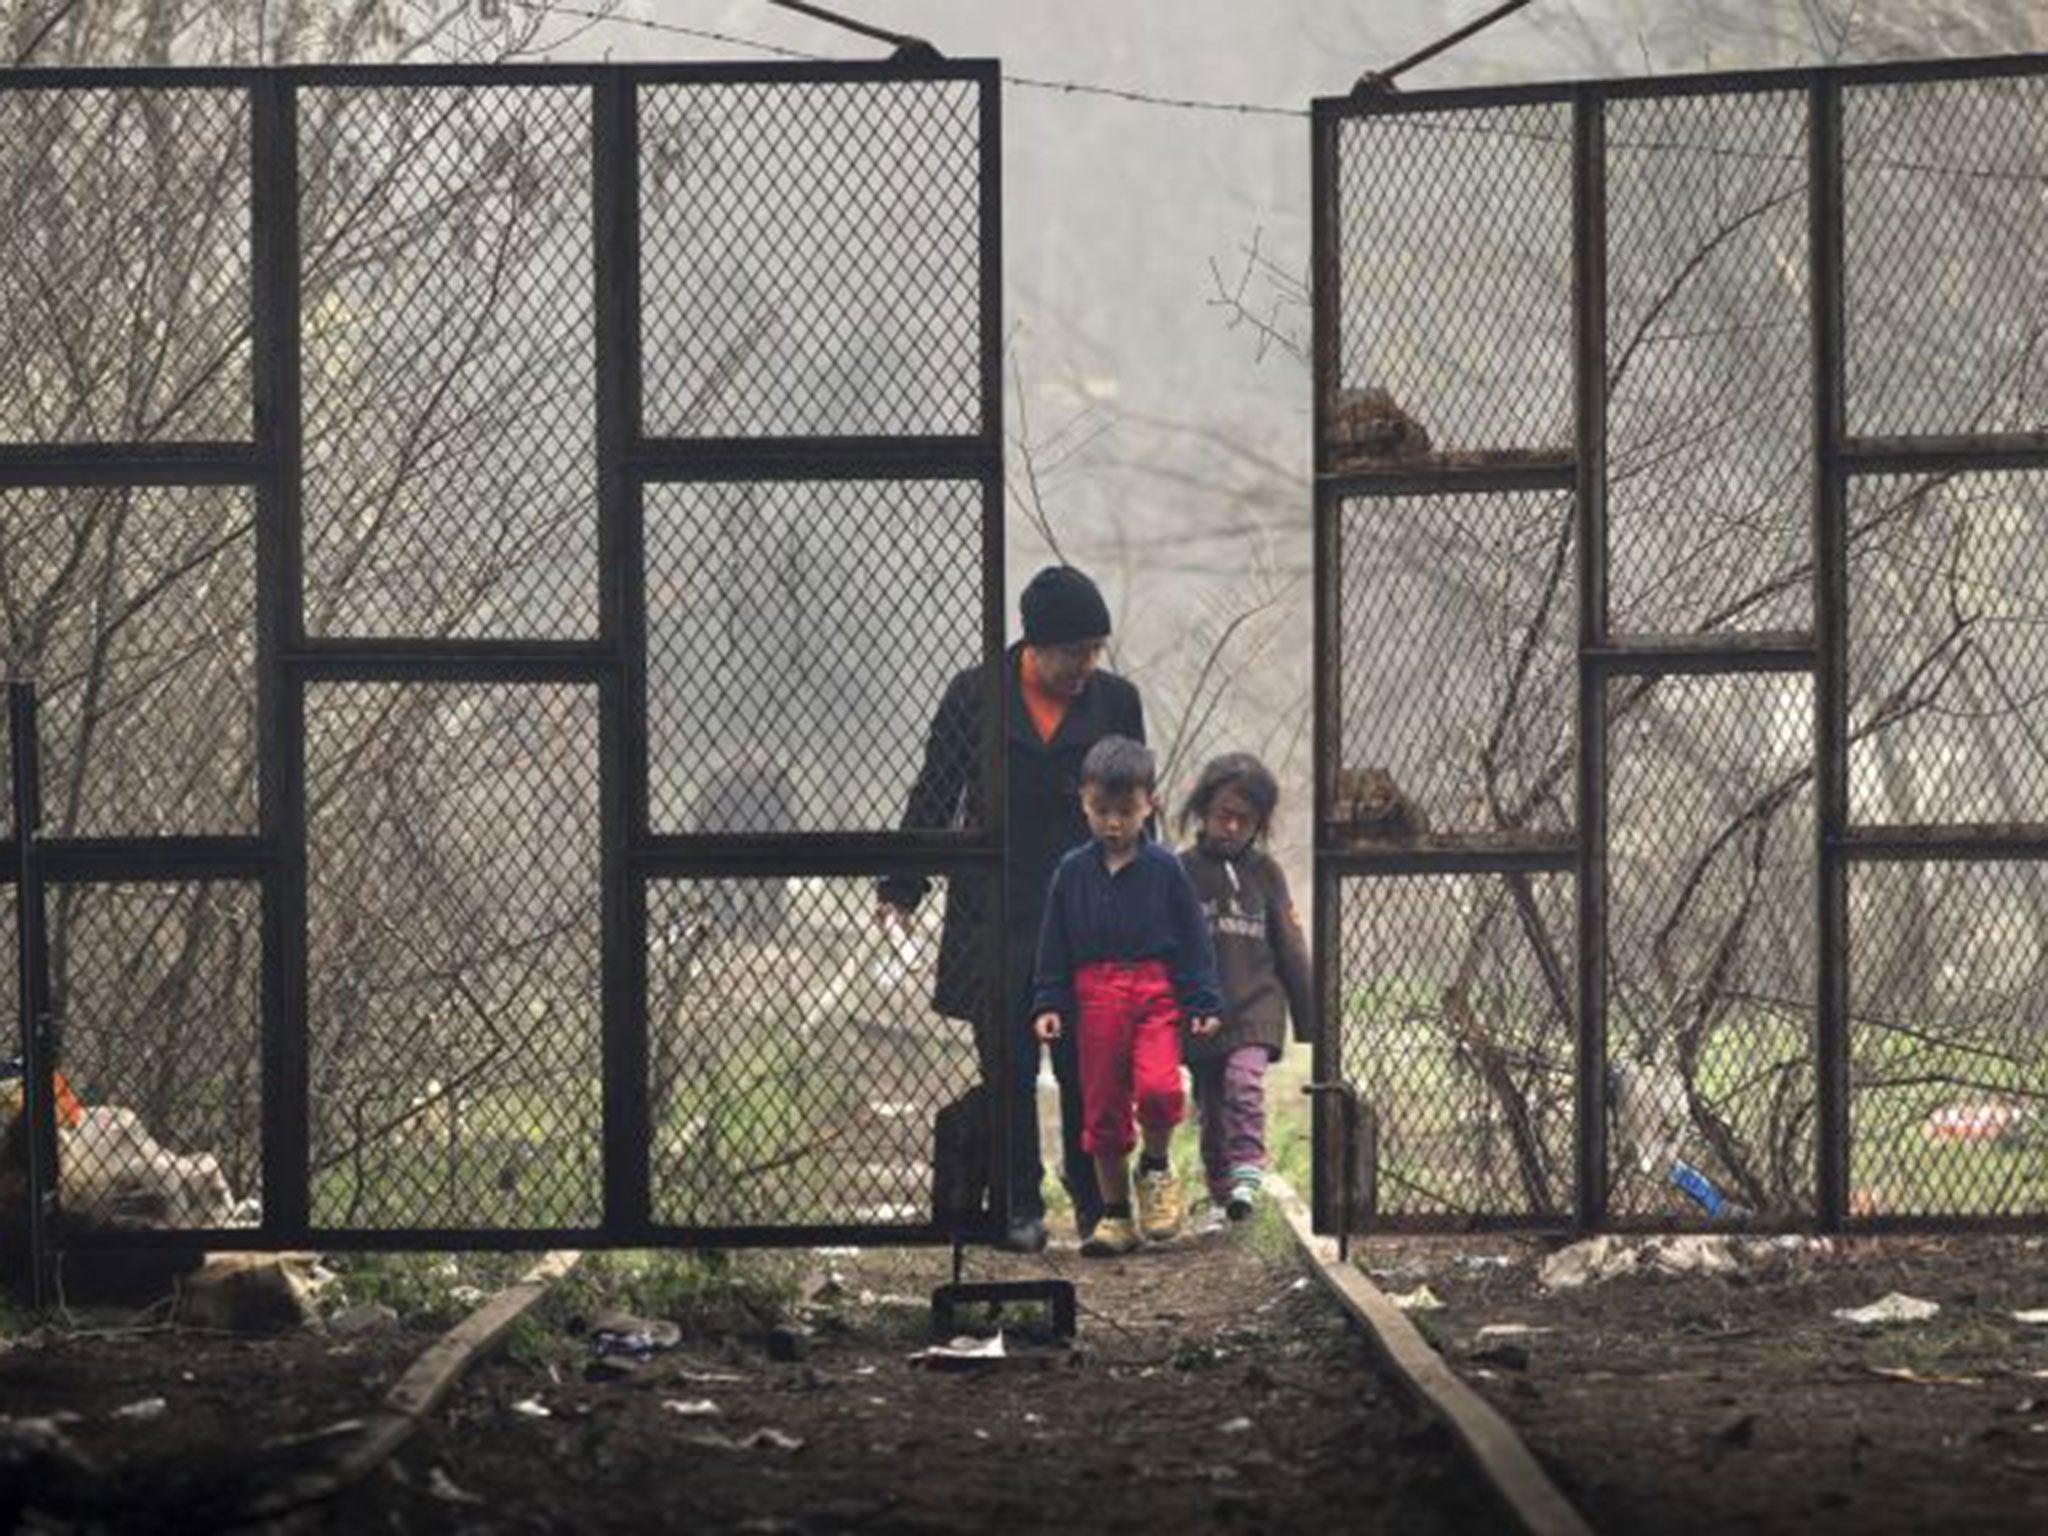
[2,0,622,1226]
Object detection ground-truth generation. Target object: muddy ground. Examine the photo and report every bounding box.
[1362,1230,2048,1534]
[7,1224,2048,1533]
[0,1219,1489,1535]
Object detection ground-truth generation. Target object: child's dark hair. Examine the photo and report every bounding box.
[1080,735,1156,798]
[1180,752,1280,842]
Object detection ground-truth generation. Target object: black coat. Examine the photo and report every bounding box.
[878,644,1146,1021]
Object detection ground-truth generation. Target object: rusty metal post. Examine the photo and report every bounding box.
[1810,76,1850,1231]
[10,683,53,1309]
[1572,87,1610,1232]
[1310,99,1343,1236]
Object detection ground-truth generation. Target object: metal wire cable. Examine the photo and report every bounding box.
[516,2,1311,117]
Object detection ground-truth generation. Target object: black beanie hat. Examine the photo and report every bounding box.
[1020,566,1112,646]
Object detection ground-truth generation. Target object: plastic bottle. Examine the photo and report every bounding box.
[1669,1158,1727,1216]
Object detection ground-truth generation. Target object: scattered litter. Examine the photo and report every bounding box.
[685,1427,805,1453]
[852,1203,924,1223]
[1387,1286,1444,1312]
[910,1332,1007,1369]
[449,1285,486,1308]
[852,1366,878,1378]
[1539,1234,1824,1291]
[178,1252,326,1334]
[511,1398,552,1418]
[1454,1255,1513,1272]
[676,1371,744,1384]
[2014,1310,2048,1326]
[973,1428,990,1440]
[811,1247,862,1258]
[1474,1324,1552,1340]
[1291,1277,1310,1291]
[427,1467,485,1505]
[804,1271,849,1306]
[1670,1159,1729,1216]
[1869,1366,1982,1386]
[1023,1412,1042,1424]
[1923,1101,2029,1144]
[593,1313,682,1361]
[1834,1293,1940,1326]
[111,1398,167,1421]
[1220,1417,1253,1435]
[662,1399,722,1418]
[867,1294,928,1312]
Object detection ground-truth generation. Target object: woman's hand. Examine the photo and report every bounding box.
[1189,1015,1222,1037]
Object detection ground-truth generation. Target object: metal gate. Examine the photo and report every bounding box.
[1314,52,2048,1234]
[2,56,1007,1264]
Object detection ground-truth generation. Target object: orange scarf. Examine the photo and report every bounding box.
[1020,648,1069,744]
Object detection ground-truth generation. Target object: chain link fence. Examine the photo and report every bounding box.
[2,58,1003,1258]
[1316,56,2048,1233]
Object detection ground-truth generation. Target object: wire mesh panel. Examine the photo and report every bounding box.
[1607,673,1816,1222]
[1606,91,1811,633]
[1335,491,1575,838]
[1844,74,2048,438]
[639,78,983,438]
[299,85,597,640]
[1850,860,2048,1218]
[1335,873,1574,1224]
[1,60,1001,1258]
[646,478,985,835]
[1332,104,1573,463]
[304,682,601,1231]
[1320,59,2048,1236]
[46,882,261,1231]
[0,485,257,837]
[648,875,980,1229]
[1848,471,2048,825]
[0,87,251,442]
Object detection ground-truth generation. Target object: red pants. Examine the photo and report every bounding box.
[1073,960,1186,1157]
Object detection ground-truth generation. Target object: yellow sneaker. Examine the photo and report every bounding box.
[1135,1166,1184,1240]
[1081,1214,1141,1257]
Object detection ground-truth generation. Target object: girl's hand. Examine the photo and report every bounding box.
[1033,1012,1064,1043]
[1190,1015,1222,1037]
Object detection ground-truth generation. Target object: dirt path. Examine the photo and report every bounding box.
[0,1221,1493,1534]
[327,1223,1493,1535]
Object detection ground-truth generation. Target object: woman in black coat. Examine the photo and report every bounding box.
[879,566,1143,1251]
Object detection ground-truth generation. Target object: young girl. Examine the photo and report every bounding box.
[1178,753,1315,1225]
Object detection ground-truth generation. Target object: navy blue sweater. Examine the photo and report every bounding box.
[1031,839,1225,1020]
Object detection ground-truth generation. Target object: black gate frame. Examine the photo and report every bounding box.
[2,56,1009,1267]
[1312,51,2048,1237]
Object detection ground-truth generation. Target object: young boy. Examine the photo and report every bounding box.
[1032,736,1223,1256]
